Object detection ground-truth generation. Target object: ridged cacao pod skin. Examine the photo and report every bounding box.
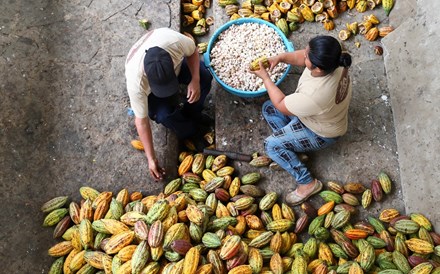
[367,216,386,233]
[327,181,345,195]
[171,239,193,255]
[229,265,253,274]
[104,230,135,255]
[378,171,392,194]
[343,182,366,194]
[195,264,213,274]
[371,179,383,202]
[382,0,394,15]
[272,203,282,221]
[240,185,265,198]
[269,252,283,274]
[342,240,360,259]
[281,203,296,221]
[48,241,74,257]
[393,219,420,234]
[348,261,363,274]
[245,215,264,230]
[345,229,369,240]
[131,241,149,274]
[220,235,242,260]
[292,254,308,274]
[259,192,278,211]
[53,216,71,239]
[405,238,434,254]
[334,203,357,215]
[379,209,400,222]
[342,193,360,206]
[301,202,317,218]
[41,196,69,213]
[164,179,182,196]
[191,153,205,175]
[248,247,263,274]
[392,250,411,273]
[249,155,272,167]
[202,232,221,248]
[48,256,65,274]
[207,249,225,274]
[44,208,69,227]
[361,189,372,209]
[241,172,261,185]
[299,4,314,22]
[410,213,433,231]
[317,201,335,216]
[249,231,273,248]
[179,155,194,176]
[146,199,170,225]
[325,214,335,230]
[303,237,318,258]
[354,221,375,235]
[267,219,294,233]
[148,220,164,248]
[182,246,200,274]
[331,210,351,229]
[410,262,434,274]
[318,242,335,266]
[270,232,282,253]
[309,215,326,235]
[319,190,343,204]
[379,26,394,37]
[359,243,375,271]
[430,232,440,245]
[323,212,334,229]
[380,230,395,252]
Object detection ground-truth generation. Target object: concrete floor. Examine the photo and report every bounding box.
[0,0,438,272]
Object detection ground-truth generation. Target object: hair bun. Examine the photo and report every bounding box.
[339,53,352,68]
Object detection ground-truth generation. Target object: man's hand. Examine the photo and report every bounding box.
[148,157,166,181]
[187,80,201,103]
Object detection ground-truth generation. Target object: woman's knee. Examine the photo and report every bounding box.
[262,100,273,113]
[264,136,278,154]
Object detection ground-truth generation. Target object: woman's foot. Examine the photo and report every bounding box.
[285,179,323,206]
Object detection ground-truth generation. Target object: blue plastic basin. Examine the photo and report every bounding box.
[203,18,295,98]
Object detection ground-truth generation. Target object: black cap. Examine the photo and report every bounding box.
[144,47,179,98]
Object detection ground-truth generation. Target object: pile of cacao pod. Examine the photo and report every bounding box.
[216,0,394,43]
[42,151,440,274]
[181,0,214,53]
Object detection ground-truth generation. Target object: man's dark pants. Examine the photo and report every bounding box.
[147,59,212,140]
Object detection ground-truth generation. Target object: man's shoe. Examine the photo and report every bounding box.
[285,180,323,206]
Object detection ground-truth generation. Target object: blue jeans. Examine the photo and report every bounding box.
[262,100,339,184]
[148,59,212,140]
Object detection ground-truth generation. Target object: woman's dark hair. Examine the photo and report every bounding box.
[307,35,352,74]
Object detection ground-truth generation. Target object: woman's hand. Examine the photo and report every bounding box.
[250,61,272,82]
[148,158,166,181]
[268,55,281,70]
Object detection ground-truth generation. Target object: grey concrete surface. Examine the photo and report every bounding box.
[382,0,440,229]
[0,0,438,273]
